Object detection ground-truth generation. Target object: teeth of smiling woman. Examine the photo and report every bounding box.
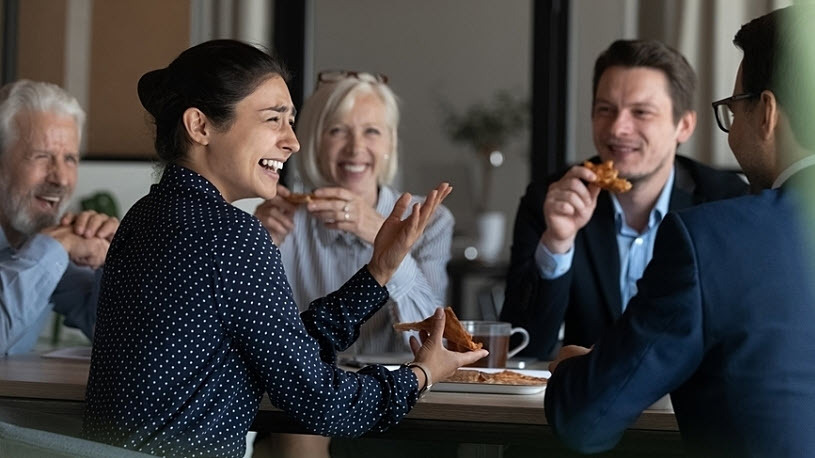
[343,164,366,173]
[259,159,283,172]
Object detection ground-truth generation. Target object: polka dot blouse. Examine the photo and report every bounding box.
[83,164,420,457]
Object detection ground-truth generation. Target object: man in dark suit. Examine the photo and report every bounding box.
[545,5,815,456]
[501,40,747,359]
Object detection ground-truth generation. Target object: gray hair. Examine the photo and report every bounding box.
[0,79,85,156]
[296,76,399,188]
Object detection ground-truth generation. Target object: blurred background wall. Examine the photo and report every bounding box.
[2,0,790,262]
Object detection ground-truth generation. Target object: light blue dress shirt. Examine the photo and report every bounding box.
[279,185,454,354]
[0,227,99,355]
[535,168,675,312]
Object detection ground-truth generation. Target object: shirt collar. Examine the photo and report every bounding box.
[610,166,675,235]
[772,155,815,189]
[159,163,224,200]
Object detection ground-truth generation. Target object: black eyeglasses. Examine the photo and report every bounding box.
[316,70,389,88]
[711,93,757,133]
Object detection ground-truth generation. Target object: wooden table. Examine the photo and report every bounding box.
[0,354,682,454]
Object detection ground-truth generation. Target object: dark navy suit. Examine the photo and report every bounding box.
[544,167,815,457]
[501,155,748,359]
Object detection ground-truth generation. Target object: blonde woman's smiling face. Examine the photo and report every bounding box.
[319,92,392,200]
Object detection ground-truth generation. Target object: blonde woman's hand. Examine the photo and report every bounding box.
[308,187,385,244]
[254,184,298,246]
[367,182,452,286]
[408,308,489,388]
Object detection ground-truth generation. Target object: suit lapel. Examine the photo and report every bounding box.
[583,192,623,320]
[669,158,696,211]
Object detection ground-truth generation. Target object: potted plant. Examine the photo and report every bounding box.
[441,90,529,262]
[441,90,529,213]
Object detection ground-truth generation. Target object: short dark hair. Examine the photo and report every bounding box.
[592,39,697,123]
[734,5,815,150]
[138,39,289,164]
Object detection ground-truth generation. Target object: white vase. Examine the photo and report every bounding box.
[475,211,505,263]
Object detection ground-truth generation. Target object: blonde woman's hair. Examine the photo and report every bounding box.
[296,76,399,188]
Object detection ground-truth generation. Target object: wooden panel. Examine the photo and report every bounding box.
[86,0,190,159]
[17,0,67,85]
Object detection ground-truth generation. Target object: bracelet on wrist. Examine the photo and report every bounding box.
[405,361,432,398]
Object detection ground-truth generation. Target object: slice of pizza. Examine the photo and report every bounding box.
[282,192,315,205]
[442,369,547,385]
[582,160,633,193]
[486,370,548,385]
[393,307,483,351]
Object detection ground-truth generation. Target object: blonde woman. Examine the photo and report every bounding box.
[256,71,453,355]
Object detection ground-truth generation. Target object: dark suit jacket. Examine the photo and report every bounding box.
[544,166,815,456]
[500,155,748,359]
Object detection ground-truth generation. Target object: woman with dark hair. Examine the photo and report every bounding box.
[82,40,485,458]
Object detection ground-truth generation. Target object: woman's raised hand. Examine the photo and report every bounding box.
[367,182,452,286]
[254,184,298,245]
[308,186,385,244]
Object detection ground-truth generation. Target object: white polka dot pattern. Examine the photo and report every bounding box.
[82,164,420,458]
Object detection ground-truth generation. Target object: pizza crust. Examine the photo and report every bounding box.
[393,307,483,351]
[282,192,314,205]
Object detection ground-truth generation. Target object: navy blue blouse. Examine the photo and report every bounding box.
[83,164,419,457]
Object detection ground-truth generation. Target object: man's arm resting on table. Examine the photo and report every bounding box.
[51,264,102,340]
[544,213,705,453]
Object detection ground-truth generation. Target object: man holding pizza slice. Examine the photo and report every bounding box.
[545,5,815,455]
[501,39,748,360]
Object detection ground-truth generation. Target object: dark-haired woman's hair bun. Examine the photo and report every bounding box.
[137,68,169,118]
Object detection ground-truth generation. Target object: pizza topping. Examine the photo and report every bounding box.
[582,160,633,193]
[443,369,547,386]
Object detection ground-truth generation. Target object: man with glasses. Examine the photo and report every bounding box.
[713,93,758,134]
[544,5,815,456]
[501,39,747,360]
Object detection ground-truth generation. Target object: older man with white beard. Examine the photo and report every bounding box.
[0,79,118,355]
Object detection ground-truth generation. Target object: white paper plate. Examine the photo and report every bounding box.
[433,368,549,394]
[383,366,550,395]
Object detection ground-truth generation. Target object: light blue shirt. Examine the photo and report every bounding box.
[279,185,454,354]
[536,168,675,312]
[0,227,99,355]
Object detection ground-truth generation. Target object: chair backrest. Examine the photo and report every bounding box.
[0,421,153,458]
